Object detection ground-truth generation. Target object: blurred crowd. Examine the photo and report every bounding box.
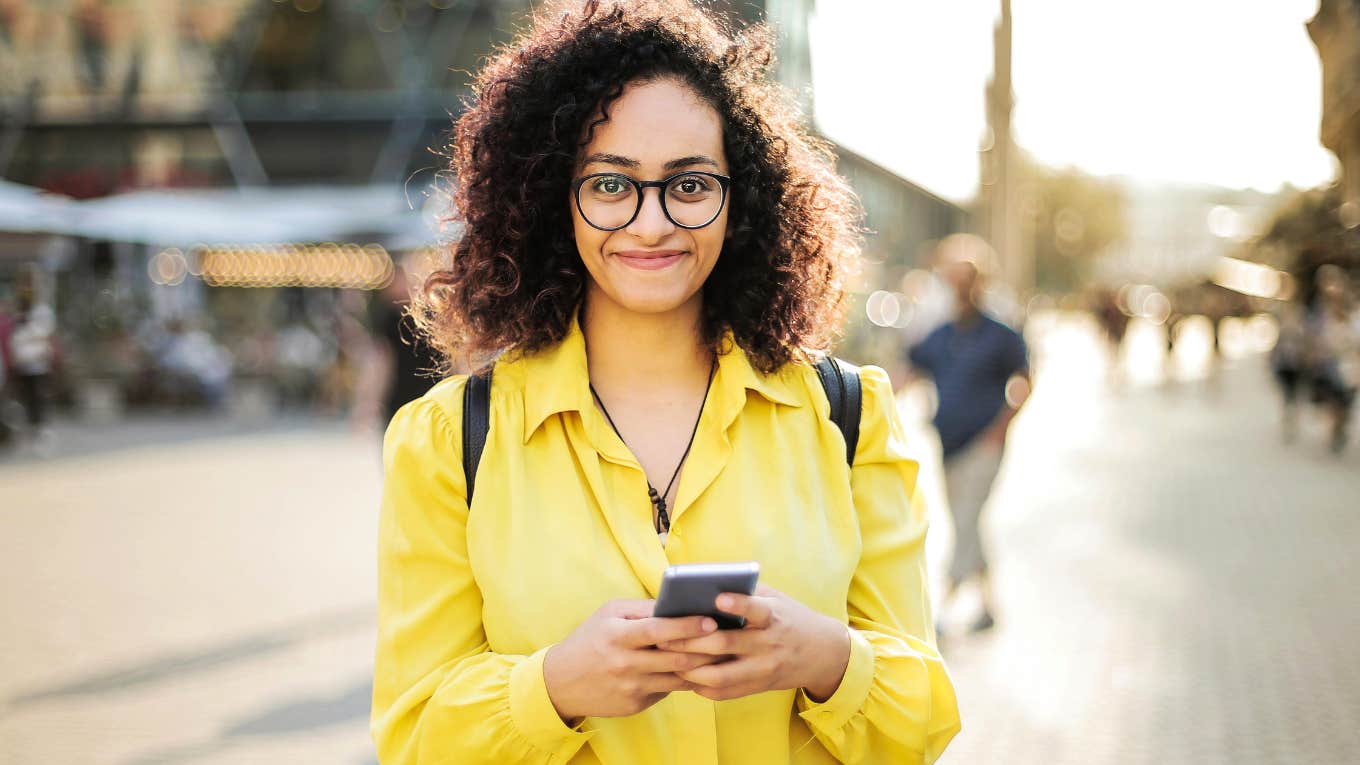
[0,262,438,456]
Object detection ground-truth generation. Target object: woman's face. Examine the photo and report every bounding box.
[571,78,730,317]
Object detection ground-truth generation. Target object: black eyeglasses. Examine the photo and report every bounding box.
[571,171,732,231]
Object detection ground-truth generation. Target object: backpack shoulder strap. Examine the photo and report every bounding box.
[813,356,862,466]
[462,369,493,503]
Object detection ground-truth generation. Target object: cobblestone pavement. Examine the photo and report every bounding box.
[1,319,1357,764]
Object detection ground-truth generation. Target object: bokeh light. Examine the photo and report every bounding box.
[147,248,188,286]
[194,243,395,290]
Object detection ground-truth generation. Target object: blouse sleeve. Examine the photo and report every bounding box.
[796,365,962,763]
[370,387,596,764]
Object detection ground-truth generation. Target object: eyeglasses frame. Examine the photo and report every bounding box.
[571,170,733,232]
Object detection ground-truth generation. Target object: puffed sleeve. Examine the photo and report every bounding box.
[796,365,961,763]
[370,386,595,764]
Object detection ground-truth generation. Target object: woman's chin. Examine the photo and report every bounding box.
[597,285,699,317]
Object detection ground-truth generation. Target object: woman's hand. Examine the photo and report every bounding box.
[658,585,852,702]
[542,599,725,723]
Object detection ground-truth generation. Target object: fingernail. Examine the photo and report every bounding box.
[716,595,732,610]
[701,618,717,632]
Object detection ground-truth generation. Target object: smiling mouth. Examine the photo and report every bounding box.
[613,250,686,271]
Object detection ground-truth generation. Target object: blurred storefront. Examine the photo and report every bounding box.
[0,0,514,420]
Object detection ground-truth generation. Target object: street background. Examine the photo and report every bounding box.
[5,318,1359,763]
[3,1,1359,763]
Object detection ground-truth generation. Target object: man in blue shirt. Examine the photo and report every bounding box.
[908,241,1030,632]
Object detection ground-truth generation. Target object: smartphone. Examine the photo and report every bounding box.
[653,561,760,630]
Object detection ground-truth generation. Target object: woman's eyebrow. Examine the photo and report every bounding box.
[663,155,719,171]
[582,152,639,169]
[581,153,720,171]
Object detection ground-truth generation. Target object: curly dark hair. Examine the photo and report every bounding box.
[414,0,862,374]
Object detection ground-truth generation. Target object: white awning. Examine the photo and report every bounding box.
[0,181,457,249]
[71,184,456,248]
[0,179,80,235]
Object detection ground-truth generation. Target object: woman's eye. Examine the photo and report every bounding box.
[674,176,710,194]
[594,177,628,195]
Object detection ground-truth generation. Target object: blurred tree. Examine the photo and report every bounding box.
[1255,184,1360,304]
[1015,158,1128,293]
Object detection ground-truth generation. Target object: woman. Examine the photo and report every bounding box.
[372,2,960,763]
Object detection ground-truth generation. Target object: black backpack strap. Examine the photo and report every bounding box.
[462,369,493,503]
[814,356,862,466]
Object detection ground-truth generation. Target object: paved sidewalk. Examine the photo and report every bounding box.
[931,331,1360,763]
[0,425,384,765]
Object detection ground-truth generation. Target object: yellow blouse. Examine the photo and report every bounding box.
[372,319,961,764]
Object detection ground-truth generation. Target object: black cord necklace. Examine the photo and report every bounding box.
[588,360,716,534]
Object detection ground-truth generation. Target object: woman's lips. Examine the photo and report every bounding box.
[614,250,686,271]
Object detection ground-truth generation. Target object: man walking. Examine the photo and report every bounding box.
[907,236,1030,633]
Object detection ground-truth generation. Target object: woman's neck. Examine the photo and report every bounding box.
[581,290,713,401]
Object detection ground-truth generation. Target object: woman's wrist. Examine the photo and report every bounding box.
[542,643,584,724]
[802,619,852,702]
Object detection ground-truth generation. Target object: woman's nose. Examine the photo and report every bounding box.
[625,187,675,240]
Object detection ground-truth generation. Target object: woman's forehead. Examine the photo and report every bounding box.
[582,79,726,170]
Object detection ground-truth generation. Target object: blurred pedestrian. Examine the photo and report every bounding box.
[1271,301,1308,442]
[906,234,1030,633]
[9,275,57,450]
[159,319,232,408]
[371,2,959,762]
[1306,265,1358,454]
[1093,286,1129,388]
[351,264,443,434]
[0,290,12,446]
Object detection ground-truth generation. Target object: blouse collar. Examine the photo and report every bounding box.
[513,313,803,445]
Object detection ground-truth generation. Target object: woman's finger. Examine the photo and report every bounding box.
[629,648,721,674]
[715,593,775,629]
[640,671,696,695]
[619,615,718,648]
[603,599,658,619]
[679,656,767,690]
[657,627,758,656]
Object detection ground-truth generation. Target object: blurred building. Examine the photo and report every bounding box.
[837,147,971,274]
[754,0,974,360]
[742,0,971,271]
[1309,0,1360,209]
[1,1,529,194]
